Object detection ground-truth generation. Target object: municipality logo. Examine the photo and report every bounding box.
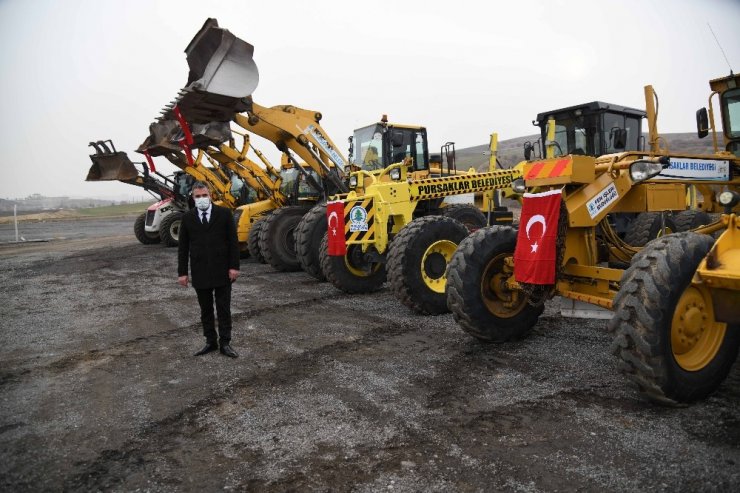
[349,205,369,232]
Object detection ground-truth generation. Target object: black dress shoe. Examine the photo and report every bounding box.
[194,343,219,356]
[220,345,238,358]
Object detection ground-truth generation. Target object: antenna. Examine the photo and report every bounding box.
[708,23,733,74]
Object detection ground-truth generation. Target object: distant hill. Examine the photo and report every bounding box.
[0,195,149,215]
[454,132,716,171]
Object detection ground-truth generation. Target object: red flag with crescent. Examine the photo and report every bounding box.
[327,200,347,256]
[514,189,562,284]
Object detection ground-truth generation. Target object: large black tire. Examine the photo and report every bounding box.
[238,242,250,259]
[446,226,544,342]
[259,206,309,272]
[248,217,268,264]
[134,213,160,245]
[609,232,740,405]
[320,233,386,293]
[295,203,328,281]
[674,210,712,232]
[442,204,487,232]
[388,216,468,315]
[159,212,183,247]
[623,212,677,247]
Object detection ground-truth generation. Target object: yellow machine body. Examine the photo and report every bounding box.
[339,164,521,254]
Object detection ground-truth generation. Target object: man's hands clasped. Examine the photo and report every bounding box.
[178,270,239,287]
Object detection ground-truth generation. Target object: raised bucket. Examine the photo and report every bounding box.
[86,141,139,181]
[164,18,259,123]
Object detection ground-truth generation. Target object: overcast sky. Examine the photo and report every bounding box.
[0,0,738,200]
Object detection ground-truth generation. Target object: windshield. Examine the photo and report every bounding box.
[603,112,641,153]
[722,87,740,140]
[279,168,321,200]
[175,173,193,198]
[543,113,601,156]
[353,124,385,170]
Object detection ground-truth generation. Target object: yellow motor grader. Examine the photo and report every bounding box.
[446,73,740,405]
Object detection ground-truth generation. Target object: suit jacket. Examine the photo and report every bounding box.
[178,205,240,289]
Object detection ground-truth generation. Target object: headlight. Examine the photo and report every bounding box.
[389,168,401,180]
[511,178,526,194]
[629,159,667,183]
[718,190,740,207]
[349,175,358,188]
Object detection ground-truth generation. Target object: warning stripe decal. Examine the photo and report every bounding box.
[526,157,572,180]
[525,161,546,180]
[344,198,375,243]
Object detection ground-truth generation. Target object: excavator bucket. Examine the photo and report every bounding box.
[163,18,258,123]
[86,140,139,181]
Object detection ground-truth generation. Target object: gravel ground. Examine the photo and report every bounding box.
[0,217,738,492]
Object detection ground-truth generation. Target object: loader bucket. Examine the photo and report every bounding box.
[138,119,231,156]
[87,142,139,181]
[137,120,181,156]
[165,18,258,123]
[185,18,258,98]
[186,121,232,149]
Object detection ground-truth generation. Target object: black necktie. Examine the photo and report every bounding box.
[201,211,208,224]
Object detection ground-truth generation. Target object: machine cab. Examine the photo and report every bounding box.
[700,73,740,157]
[173,171,194,201]
[352,119,429,173]
[529,102,646,159]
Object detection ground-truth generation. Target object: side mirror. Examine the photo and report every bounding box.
[696,108,709,139]
[610,128,627,150]
[524,141,533,161]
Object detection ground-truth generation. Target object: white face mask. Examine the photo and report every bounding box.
[194,196,211,211]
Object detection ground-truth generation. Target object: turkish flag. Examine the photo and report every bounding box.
[514,189,562,284]
[327,200,347,256]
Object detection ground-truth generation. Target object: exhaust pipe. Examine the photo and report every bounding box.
[86,140,139,181]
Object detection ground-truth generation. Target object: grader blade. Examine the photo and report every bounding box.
[86,141,139,181]
[164,18,258,123]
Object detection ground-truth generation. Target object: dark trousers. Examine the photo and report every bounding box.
[195,284,232,345]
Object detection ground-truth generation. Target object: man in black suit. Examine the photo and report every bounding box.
[177,182,240,358]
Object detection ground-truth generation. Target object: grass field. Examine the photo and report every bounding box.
[0,202,157,224]
[75,202,156,217]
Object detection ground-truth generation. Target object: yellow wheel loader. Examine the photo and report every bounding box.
[133,118,266,249]
[141,18,475,279]
[321,119,523,315]
[446,73,740,405]
[293,118,493,282]
[133,18,352,273]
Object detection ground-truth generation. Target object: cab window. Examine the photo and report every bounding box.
[722,87,740,139]
[352,124,385,170]
[414,131,427,170]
